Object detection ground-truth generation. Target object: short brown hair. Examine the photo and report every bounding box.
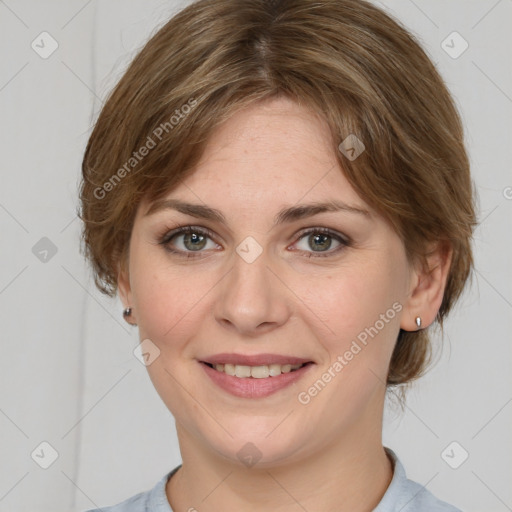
[79,0,477,386]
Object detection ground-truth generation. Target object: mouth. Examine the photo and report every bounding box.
[198,355,315,399]
[201,361,312,378]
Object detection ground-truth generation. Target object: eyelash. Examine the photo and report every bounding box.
[157,224,351,259]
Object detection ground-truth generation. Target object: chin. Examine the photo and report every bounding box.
[191,416,317,469]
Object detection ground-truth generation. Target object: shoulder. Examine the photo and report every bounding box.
[82,466,180,512]
[396,477,462,512]
[374,448,462,512]
[83,490,149,512]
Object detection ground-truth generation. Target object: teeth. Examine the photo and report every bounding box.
[212,363,304,378]
[269,364,282,377]
[235,365,251,378]
[250,365,269,378]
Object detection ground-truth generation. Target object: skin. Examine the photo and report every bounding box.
[118,96,451,511]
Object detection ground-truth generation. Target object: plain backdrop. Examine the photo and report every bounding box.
[0,1,511,511]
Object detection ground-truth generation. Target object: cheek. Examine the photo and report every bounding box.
[300,252,407,375]
[129,247,220,347]
[128,251,214,411]
[309,260,403,333]
[132,271,192,341]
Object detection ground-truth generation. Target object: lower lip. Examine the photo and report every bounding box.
[200,362,314,399]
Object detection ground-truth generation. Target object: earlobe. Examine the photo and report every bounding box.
[118,267,138,326]
[400,242,452,332]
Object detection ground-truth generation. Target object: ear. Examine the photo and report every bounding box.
[117,256,133,311]
[400,241,452,331]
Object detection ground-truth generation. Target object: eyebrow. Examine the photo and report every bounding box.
[144,198,370,226]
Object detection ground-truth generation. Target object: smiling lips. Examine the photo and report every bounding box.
[201,352,313,366]
[201,352,312,377]
[199,353,315,398]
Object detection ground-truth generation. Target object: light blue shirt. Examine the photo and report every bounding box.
[84,448,461,511]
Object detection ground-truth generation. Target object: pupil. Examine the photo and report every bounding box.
[184,232,206,251]
[310,233,331,251]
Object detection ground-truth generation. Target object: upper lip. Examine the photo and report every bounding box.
[200,353,313,366]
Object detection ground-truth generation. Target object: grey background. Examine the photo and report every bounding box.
[0,1,511,511]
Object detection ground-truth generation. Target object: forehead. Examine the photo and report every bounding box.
[195,97,334,174]
[143,97,368,214]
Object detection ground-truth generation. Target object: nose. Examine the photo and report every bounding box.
[213,248,291,337]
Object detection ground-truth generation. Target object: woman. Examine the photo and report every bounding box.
[80,0,476,510]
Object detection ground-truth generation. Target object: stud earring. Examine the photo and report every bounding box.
[123,307,137,326]
[415,316,422,329]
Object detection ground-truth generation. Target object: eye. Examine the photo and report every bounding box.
[292,228,349,257]
[158,225,350,259]
[159,225,220,257]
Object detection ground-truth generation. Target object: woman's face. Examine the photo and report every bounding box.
[120,97,417,466]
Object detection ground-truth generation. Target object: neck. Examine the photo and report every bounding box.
[167,409,393,511]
